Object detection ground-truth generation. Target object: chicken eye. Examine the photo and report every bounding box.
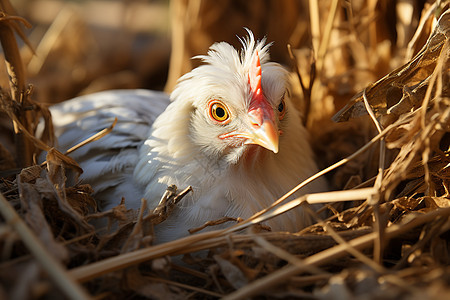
[278,101,284,113]
[209,102,230,123]
[278,99,286,120]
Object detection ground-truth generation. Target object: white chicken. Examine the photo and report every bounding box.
[50,31,327,243]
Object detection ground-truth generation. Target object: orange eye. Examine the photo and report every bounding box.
[209,101,230,123]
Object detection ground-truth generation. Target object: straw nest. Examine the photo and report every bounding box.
[0,1,449,299]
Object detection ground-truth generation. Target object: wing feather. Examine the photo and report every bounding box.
[49,89,170,208]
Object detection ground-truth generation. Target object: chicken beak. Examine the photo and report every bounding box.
[244,50,279,154]
[246,107,279,153]
[248,119,279,153]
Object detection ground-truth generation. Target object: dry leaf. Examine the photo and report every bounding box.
[46,149,93,232]
[333,8,449,124]
[17,174,68,262]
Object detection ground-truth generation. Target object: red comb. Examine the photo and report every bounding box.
[248,51,262,99]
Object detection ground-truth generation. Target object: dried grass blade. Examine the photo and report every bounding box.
[69,230,222,283]
[287,44,310,124]
[146,276,224,298]
[420,39,447,128]
[5,105,52,151]
[362,89,387,264]
[0,0,34,50]
[405,1,438,61]
[39,118,117,169]
[393,216,449,270]
[308,0,320,56]
[65,117,118,155]
[223,207,450,300]
[225,188,376,234]
[69,227,374,284]
[0,13,27,99]
[28,5,74,75]
[316,0,339,73]
[252,235,327,276]
[0,12,32,166]
[303,205,386,274]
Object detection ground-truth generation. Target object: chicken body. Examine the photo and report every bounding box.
[51,32,327,242]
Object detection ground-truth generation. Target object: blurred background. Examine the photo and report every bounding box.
[12,0,172,103]
[9,0,427,104]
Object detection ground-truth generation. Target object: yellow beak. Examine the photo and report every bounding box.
[245,118,279,153]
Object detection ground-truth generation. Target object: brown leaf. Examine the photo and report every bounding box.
[17,165,42,183]
[333,8,450,123]
[17,173,68,262]
[392,196,423,211]
[45,148,92,232]
[45,147,82,178]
